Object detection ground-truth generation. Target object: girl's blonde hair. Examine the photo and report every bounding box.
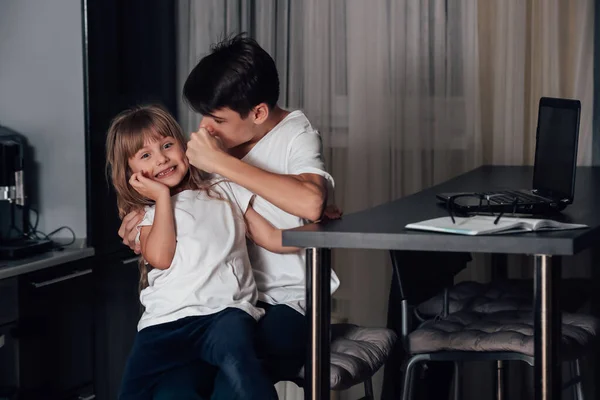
[105,104,217,290]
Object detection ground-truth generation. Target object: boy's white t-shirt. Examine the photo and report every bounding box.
[136,181,264,331]
[242,110,340,315]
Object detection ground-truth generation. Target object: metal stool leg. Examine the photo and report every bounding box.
[363,377,374,400]
[566,359,584,400]
[453,361,462,400]
[402,357,420,400]
[574,359,584,400]
[569,360,578,400]
[496,360,505,400]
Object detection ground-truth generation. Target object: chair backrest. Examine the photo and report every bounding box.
[389,250,471,349]
[389,250,468,303]
[389,250,411,350]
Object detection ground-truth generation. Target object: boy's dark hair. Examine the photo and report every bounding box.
[183,33,280,118]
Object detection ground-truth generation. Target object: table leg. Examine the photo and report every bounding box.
[533,254,561,400]
[305,248,331,400]
[491,253,508,400]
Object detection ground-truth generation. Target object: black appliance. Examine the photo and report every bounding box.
[0,126,52,259]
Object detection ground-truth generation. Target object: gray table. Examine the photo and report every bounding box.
[283,165,600,400]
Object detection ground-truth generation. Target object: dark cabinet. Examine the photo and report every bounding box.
[0,278,18,399]
[93,253,141,400]
[0,322,18,399]
[0,253,141,400]
[16,260,94,400]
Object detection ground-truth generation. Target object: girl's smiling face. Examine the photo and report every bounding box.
[128,134,189,189]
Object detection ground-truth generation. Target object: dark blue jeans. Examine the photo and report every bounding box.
[152,302,307,399]
[118,307,277,400]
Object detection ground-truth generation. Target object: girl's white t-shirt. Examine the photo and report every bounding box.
[242,110,340,315]
[136,181,264,331]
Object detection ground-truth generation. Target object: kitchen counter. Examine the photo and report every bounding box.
[0,240,94,280]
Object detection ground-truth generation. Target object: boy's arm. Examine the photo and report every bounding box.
[187,128,329,222]
[139,193,176,269]
[216,157,327,222]
[245,204,301,254]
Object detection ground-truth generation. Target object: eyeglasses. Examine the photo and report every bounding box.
[445,193,519,225]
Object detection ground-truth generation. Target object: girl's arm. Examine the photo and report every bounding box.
[139,192,177,269]
[245,205,301,254]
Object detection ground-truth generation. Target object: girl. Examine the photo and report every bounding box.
[105,105,284,400]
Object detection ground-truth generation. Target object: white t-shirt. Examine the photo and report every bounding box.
[243,110,340,315]
[136,181,264,331]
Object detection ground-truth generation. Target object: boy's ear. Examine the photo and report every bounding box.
[251,103,270,125]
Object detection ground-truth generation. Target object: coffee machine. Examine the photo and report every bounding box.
[0,125,52,259]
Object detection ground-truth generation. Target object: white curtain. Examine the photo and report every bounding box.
[177,1,594,399]
[303,2,480,398]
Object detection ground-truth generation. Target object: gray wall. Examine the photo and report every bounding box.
[0,0,86,239]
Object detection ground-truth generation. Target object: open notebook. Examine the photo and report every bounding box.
[405,215,588,236]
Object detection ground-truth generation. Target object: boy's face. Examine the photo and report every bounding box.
[199,108,258,149]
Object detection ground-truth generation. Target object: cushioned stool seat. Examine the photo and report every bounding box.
[298,323,397,391]
[409,310,599,359]
[417,279,592,318]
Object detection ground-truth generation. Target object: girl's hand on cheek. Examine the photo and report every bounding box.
[129,172,170,201]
